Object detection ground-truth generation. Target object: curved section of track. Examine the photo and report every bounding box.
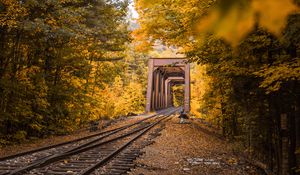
[0,108,171,162]
[0,108,179,175]
[79,114,172,175]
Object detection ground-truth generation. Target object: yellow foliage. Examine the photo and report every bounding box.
[47,18,58,26]
[136,0,161,8]
[135,0,299,47]
[190,64,211,118]
[0,0,28,27]
[252,0,299,35]
[198,0,299,46]
[198,3,255,46]
[112,77,145,117]
[254,59,300,93]
[82,49,90,57]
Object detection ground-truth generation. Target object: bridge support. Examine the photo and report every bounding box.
[184,63,190,112]
[146,58,190,113]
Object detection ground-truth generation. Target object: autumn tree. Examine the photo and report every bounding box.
[134,0,300,174]
[0,0,134,143]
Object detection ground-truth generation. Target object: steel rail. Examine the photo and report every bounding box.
[6,108,178,175]
[80,112,175,175]
[0,108,171,162]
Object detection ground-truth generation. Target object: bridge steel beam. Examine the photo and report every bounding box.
[165,80,170,108]
[155,71,160,110]
[151,70,156,111]
[160,73,165,109]
[146,59,154,112]
[184,63,191,112]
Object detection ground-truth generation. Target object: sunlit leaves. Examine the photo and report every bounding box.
[252,0,299,36]
[191,64,212,117]
[198,1,255,46]
[0,0,131,143]
[0,0,28,27]
[135,0,299,47]
[198,0,299,46]
[254,59,300,93]
[134,0,211,51]
[135,0,161,8]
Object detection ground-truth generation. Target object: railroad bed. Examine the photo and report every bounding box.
[0,108,179,175]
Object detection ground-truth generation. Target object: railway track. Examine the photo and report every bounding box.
[0,108,179,175]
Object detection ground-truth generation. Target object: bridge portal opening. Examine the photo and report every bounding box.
[172,84,185,107]
[146,58,190,113]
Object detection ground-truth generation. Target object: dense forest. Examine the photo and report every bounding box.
[134,0,300,174]
[0,0,300,174]
[0,0,147,144]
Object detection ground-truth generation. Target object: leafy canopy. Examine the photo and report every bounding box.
[135,0,299,47]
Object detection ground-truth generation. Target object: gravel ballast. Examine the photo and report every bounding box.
[130,117,262,175]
